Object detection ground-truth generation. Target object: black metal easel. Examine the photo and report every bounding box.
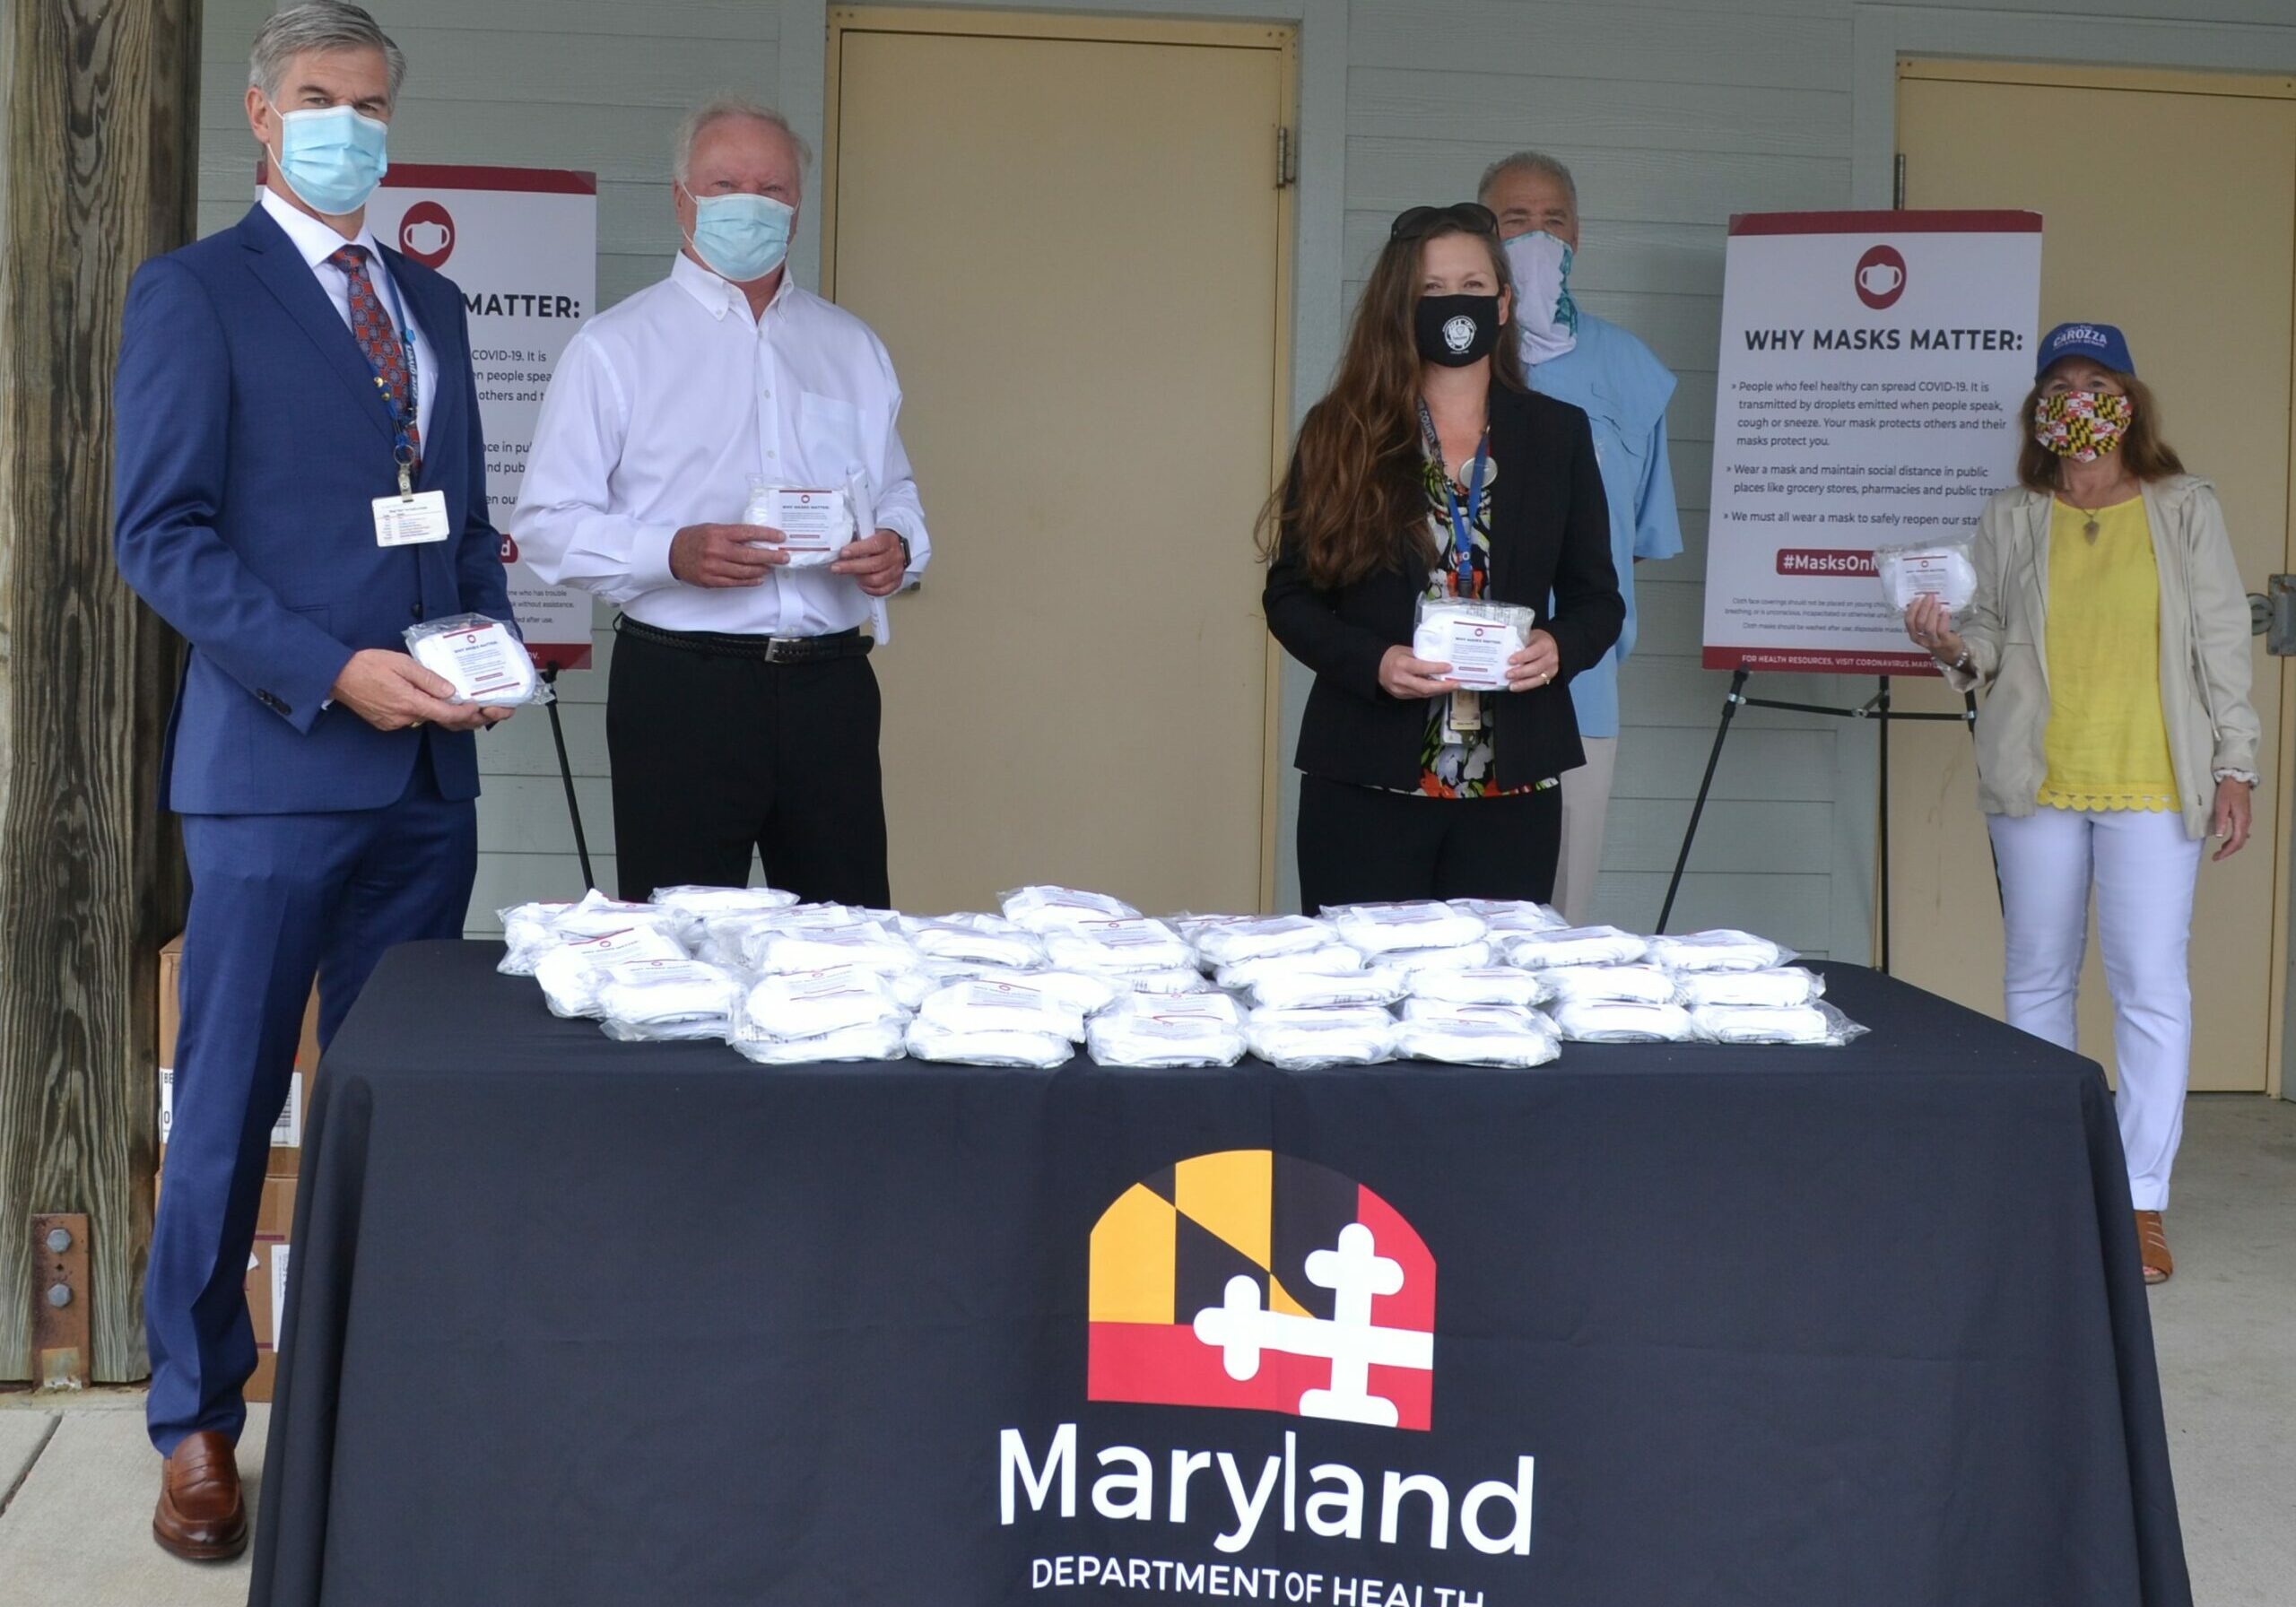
[539,665,596,892]
[1656,668,1978,973]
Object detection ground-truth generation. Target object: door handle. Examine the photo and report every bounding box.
[2261,577,2296,655]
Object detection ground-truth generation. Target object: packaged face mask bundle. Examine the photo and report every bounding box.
[596,958,744,1042]
[1502,925,1648,969]
[1448,898,1567,936]
[1535,964,1681,1005]
[1874,542,1978,613]
[904,1020,1075,1070]
[1384,941,1497,977]
[1548,998,1698,1045]
[1691,1003,1866,1047]
[917,979,1088,1042]
[498,891,682,976]
[404,613,547,706]
[1087,995,1248,1068]
[1213,946,1364,995]
[1118,968,1217,996]
[1643,930,1794,975]
[742,479,857,568]
[1398,998,1545,1029]
[739,967,908,1040]
[1674,968,1826,1009]
[1248,967,1410,1012]
[733,1021,906,1065]
[1182,914,1337,968]
[1325,901,1490,957]
[746,922,919,977]
[1043,918,1196,974]
[955,967,1120,1020]
[648,884,800,945]
[999,885,1143,934]
[1395,1015,1561,1069]
[1410,967,1549,1008]
[532,926,689,1018]
[900,916,1048,969]
[1245,1006,1400,1070]
[1412,597,1535,693]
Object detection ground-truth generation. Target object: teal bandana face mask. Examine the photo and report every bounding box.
[270,102,389,216]
[683,187,796,283]
[1502,230,1578,365]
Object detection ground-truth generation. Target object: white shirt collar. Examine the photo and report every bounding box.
[261,187,386,272]
[670,249,799,325]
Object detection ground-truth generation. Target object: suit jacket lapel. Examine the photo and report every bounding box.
[1486,382,1529,597]
[237,204,396,447]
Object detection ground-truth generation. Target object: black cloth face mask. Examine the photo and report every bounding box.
[1414,294,1502,367]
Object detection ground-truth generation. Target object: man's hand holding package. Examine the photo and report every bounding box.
[832,527,908,597]
[671,522,787,588]
[330,648,510,733]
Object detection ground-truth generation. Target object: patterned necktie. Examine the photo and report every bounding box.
[326,244,422,475]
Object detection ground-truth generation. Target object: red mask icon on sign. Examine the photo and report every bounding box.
[1854,244,1908,310]
[399,201,456,268]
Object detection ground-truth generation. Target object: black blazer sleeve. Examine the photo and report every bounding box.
[1544,406,1623,681]
[1261,467,1402,704]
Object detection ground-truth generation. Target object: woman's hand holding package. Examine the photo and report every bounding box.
[1378,646,1457,699]
[1902,594,1965,666]
[1503,628,1561,691]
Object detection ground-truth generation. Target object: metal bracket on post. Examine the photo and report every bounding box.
[30,1213,91,1390]
[2257,577,2296,656]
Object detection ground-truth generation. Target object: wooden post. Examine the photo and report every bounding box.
[0,0,199,1382]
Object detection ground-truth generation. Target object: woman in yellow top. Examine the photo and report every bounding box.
[1903,323,2258,1284]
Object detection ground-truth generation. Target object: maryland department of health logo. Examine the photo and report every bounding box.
[1087,1151,1436,1430]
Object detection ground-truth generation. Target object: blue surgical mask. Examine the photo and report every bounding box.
[683,187,796,283]
[269,102,389,217]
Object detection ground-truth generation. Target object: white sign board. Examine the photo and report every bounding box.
[1700,211,2042,675]
[366,165,598,670]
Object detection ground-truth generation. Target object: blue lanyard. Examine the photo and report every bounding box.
[1418,398,1489,586]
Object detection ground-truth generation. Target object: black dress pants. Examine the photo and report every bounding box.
[606,628,891,907]
[1296,775,1562,915]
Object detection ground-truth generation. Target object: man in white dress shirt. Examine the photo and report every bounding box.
[517,97,930,906]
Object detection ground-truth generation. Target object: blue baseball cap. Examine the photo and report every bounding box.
[2036,321,2135,378]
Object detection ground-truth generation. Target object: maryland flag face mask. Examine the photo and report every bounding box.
[2033,390,2134,460]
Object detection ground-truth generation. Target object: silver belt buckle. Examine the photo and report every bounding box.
[761,636,799,665]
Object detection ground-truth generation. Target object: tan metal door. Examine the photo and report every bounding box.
[1892,62,2296,1093]
[824,9,1293,916]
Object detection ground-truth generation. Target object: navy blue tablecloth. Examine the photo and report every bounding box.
[251,942,2187,1607]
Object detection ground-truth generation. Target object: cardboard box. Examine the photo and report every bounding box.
[245,1175,296,1403]
[151,1171,294,1404]
[158,935,320,1178]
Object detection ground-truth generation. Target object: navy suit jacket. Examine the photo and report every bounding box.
[114,203,514,815]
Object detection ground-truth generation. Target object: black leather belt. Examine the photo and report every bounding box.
[616,616,872,665]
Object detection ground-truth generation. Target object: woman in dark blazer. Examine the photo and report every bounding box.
[1260,203,1622,912]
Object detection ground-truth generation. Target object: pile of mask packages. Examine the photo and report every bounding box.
[498,886,1866,1070]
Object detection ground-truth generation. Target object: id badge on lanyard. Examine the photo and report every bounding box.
[366,273,451,546]
[1418,398,1490,737]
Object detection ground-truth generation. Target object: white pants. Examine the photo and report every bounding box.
[1987,807,2204,1211]
[1553,736,1618,927]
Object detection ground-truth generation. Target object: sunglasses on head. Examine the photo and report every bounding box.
[1389,203,1499,242]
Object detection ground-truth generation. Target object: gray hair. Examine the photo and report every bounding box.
[250,3,406,104]
[1477,150,1578,212]
[674,97,813,186]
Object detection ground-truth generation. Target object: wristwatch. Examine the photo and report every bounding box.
[893,532,912,570]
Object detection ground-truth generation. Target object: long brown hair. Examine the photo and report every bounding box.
[2017,369,2186,492]
[1257,222,1527,588]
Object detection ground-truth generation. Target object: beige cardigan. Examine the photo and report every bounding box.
[1944,474,2259,841]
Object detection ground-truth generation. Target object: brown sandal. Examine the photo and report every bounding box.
[2135,1211,2173,1285]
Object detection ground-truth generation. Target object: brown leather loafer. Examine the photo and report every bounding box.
[153,1430,248,1561]
[2135,1210,2174,1286]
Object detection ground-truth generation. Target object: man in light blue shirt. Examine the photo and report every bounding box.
[1481,151,1683,923]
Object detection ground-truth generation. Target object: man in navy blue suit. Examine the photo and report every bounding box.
[112,3,526,1560]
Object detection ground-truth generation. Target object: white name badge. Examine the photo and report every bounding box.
[373,491,452,547]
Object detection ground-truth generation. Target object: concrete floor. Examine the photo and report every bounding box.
[1,1096,2290,1605]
